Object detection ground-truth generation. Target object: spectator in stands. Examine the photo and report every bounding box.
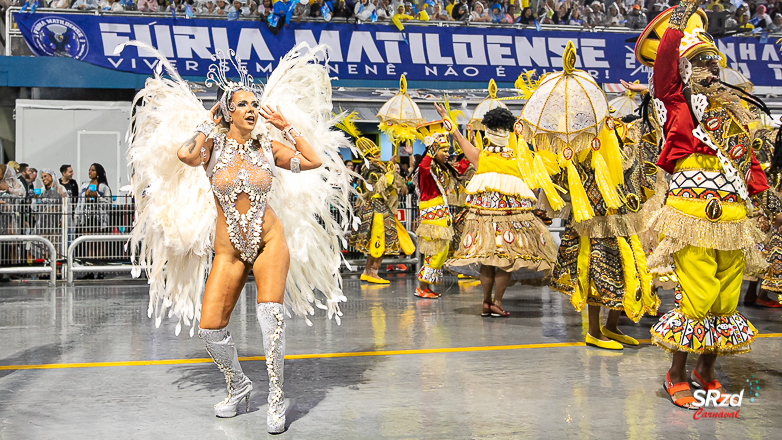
[38,170,67,200]
[605,3,624,25]
[451,0,469,20]
[59,164,79,204]
[355,0,376,20]
[625,4,646,29]
[376,0,392,19]
[707,0,723,10]
[769,13,782,30]
[552,1,572,24]
[752,4,773,27]
[567,7,585,25]
[489,3,504,22]
[227,0,243,19]
[51,0,70,8]
[247,0,260,16]
[138,0,158,11]
[432,1,452,19]
[585,1,605,26]
[100,0,125,11]
[16,163,32,198]
[501,4,516,22]
[214,0,227,14]
[471,1,491,21]
[334,0,352,17]
[518,6,535,24]
[73,0,100,9]
[293,1,306,21]
[737,13,755,30]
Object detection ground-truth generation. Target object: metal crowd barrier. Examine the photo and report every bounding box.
[0,235,57,286]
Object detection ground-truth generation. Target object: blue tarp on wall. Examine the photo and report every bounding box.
[14,12,782,86]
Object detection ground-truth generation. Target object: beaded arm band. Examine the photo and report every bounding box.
[196,120,216,138]
[282,125,302,146]
[290,151,302,174]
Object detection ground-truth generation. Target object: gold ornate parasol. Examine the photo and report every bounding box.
[467,79,509,131]
[520,41,608,154]
[376,74,425,148]
[719,67,753,94]
[608,83,642,119]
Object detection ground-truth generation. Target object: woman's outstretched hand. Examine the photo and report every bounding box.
[260,105,288,130]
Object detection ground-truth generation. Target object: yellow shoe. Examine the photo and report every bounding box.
[360,274,389,284]
[585,333,623,350]
[601,327,639,346]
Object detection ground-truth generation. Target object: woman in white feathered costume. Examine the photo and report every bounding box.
[123,42,354,434]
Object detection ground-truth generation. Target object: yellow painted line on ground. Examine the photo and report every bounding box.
[2,334,780,371]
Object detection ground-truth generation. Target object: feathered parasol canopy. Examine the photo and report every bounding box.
[520,41,608,153]
[608,83,642,119]
[719,67,753,94]
[468,79,509,131]
[377,74,425,146]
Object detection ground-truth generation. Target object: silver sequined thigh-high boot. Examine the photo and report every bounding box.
[199,328,253,418]
[256,302,286,434]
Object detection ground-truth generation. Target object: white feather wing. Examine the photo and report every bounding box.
[256,43,354,325]
[125,42,216,337]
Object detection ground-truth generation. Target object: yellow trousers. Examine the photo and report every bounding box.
[673,245,744,319]
[650,244,757,355]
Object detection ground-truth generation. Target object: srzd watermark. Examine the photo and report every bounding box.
[691,376,760,420]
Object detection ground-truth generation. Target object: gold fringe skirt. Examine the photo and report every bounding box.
[445,209,556,280]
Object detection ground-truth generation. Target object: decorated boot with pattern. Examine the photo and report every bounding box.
[256,302,286,434]
[199,328,253,418]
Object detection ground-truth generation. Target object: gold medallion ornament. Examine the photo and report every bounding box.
[626,193,641,212]
[503,230,516,244]
[591,138,602,151]
[705,198,723,221]
[514,120,523,136]
[644,162,658,176]
[562,146,574,161]
[463,233,473,248]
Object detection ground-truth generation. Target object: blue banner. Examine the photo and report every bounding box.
[13,12,782,86]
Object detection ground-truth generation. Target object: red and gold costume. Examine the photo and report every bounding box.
[637,4,782,355]
[414,120,457,285]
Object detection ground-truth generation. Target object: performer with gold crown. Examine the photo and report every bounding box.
[123,42,354,433]
[635,1,782,409]
[412,118,461,298]
[521,42,659,352]
[344,112,415,285]
[439,103,557,317]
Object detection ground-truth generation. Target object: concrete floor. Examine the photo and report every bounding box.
[0,274,780,439]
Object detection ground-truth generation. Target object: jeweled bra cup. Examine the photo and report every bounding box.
[211,133,274,263]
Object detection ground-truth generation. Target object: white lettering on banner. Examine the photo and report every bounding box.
[327,64,339,74]
[514,37,549,67]
[486,35,515,66]
[444,66,458,76]
[452,34,487,65]
[348,64,357,74]
[143,58,160,70]
[739,43,756,61]
[580,39,609,68]
[173,26,212,59]
[154,25,175,58]
[108,58,123,68]
[425,66,438,76]
[376,32,405,63]
[132,24,158,57]
[386,64,396,75]
[347,31,384,63]
[236,28,273,61]
[718,41,736,63]
[211,27,231,57]
[99,23,131,56]
[463,66,479,77]
[762,44,780,61]
[131,59,136,69]
[408,33,427,64]
[256,62,273,73]
[769,64,782,80]
[186,60,198,71]
[365,65,377,75]
[496,66,505,77]
[426,34,453,64]
[293,29,343,61]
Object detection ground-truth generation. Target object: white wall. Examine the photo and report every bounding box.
[15,100,132,194]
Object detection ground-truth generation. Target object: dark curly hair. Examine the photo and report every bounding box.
[481,108,516,131]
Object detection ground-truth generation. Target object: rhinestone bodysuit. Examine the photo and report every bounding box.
[211,133,274,263]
